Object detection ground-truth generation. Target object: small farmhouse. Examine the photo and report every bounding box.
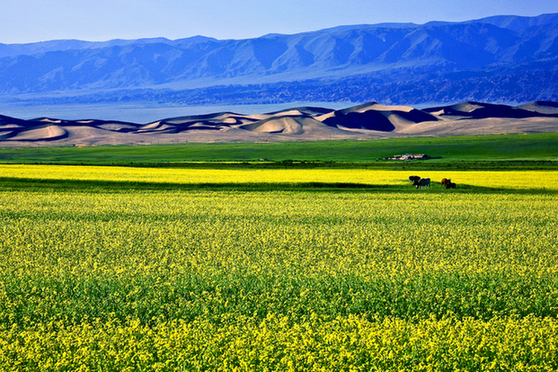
[383,154,431,161]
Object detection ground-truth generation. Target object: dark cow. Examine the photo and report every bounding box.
[409,175,421,183]
[441,178,456,189]
[413,178,430,189]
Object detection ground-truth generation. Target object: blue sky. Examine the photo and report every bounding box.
[3,0,558,43]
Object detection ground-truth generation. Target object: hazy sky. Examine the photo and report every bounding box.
[3,0,558,43]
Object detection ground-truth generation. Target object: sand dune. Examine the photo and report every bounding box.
[97,123,142,131]
[320,109,396,131]
[400,117,558,136]
[0,101,557,146]
[9,125,67,141]
[266,107,335,116]
[385,113,420,131]
[449,102,485,113]
[423,101,555,119]
[343,102,416,113]
[517,101,558,115]
[317,102,437,131]
[138,121,175,133]
[162,112,254,125]
[0,124,23,129]
[38,118,62,124]
[158,113,262,130]
[240,116,307,134]
[186,123,223,130]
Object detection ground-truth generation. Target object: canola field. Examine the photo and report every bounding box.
[1,165,558,371]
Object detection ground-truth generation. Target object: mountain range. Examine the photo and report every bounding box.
[1,13,558,106]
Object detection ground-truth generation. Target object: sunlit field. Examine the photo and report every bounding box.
[2,164,558,190]
[1,165,557,370]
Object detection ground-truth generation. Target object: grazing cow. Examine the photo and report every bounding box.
[413,178,430,189]
[409,175,421,183]
[441,178,456,189]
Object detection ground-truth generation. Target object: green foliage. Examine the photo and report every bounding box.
[1,133,558,168]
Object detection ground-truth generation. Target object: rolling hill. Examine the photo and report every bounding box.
[1,101,557,146]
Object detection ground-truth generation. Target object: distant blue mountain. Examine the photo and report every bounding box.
[0,13,557,105]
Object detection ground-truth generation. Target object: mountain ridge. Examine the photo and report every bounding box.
[3,12,558,56]
[1,13,557,105]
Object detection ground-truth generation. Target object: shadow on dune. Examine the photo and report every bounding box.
[321,104,438,131]
[322,110,396,131]
[424,101,558,119]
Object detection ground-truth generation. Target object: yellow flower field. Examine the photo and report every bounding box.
[2,164,558,190]
[0,165,557,370]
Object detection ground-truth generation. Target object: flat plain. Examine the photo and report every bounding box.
[1,135,558,371]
